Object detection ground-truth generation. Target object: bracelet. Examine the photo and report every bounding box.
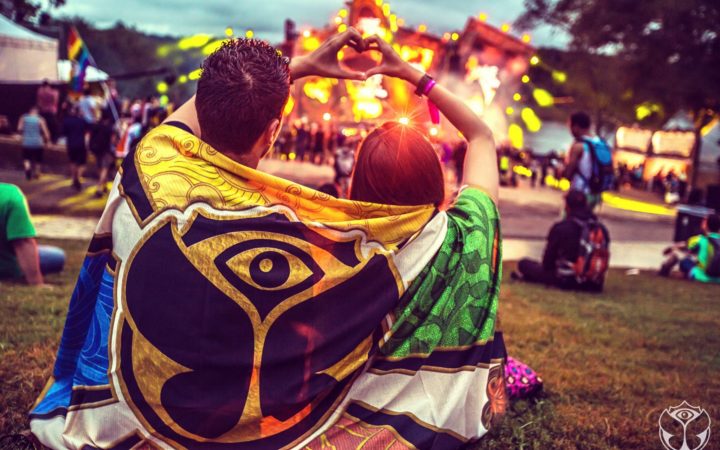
[414,73,434,97]
[423,79,437,96]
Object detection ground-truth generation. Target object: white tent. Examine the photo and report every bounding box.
[57,59,108,83]
[0,14,58,83]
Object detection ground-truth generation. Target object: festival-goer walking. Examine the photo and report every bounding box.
[78,88,98,125]
[564,112,613,210]
[89,113,116,197]
[62,105,88,190]
[18,106,50,180]
[36,79,59,143]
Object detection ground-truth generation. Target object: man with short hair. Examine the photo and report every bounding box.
[0,183,65,285]
[564,111,602,210]
[660,213,720,283]
[513,190,610,289]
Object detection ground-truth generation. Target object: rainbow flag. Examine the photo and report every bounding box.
[29,124,505,449]
[67,27,90,91]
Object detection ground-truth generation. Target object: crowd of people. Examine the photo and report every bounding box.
[17,81,174,196]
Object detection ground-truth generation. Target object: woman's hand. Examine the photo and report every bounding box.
[363,35,424,85]
[290,28,367,82]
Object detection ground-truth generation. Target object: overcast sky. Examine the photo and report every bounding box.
[47,0,567,47]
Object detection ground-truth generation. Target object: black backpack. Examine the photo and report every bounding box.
[706,237,720,278]
[556,218,610,291]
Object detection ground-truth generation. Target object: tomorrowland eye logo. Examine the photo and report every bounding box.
[115,209,401,448]
[659,401,711,450]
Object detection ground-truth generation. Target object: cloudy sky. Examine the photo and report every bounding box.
[47,0,567,47]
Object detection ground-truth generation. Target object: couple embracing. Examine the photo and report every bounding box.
[30,29,506,450]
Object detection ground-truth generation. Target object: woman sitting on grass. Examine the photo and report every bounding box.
[350,36,542,403]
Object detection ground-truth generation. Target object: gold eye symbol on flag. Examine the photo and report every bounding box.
[118,209,401,446]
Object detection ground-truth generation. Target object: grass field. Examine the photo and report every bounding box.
[1,238,718,449]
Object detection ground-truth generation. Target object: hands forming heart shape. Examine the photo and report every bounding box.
[297,27,415,83]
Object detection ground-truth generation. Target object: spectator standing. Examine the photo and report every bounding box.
[36,79,59,143]
[62,106,88,190]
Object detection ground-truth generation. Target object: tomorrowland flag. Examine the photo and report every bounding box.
[67,27,90,91]
[29,124,506,449]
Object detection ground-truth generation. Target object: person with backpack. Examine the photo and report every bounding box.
[564,111,614,211]
[512,190,611,291]
[659,213,720,283]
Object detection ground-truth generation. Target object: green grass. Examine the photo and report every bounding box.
[1,239,719,449]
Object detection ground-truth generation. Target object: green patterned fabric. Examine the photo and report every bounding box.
[381,187,502,357]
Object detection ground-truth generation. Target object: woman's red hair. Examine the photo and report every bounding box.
[349,122,444,206]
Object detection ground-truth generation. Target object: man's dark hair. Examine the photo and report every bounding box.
[196,39,290,155]
[570,111,591,130]
[566,190,588,214]
[707,213,720,233]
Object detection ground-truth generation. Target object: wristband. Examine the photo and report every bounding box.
[423,79,437,96]
[414,73,434,97]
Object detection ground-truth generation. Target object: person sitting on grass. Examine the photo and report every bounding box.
[0,183,65,285]
[512,190,610,291]
[659,213,720,283]
[349,36,540,403]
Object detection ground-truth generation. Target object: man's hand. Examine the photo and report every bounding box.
[364,35,423,85]
[290,28,367,82]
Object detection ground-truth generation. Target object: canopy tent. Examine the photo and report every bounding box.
[57,59,108,83]
[0,14,58,83]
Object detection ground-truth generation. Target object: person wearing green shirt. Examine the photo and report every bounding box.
[660,213,720,283]
[0,183,65,284]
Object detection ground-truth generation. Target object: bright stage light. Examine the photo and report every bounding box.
[302,30,311,38]
[451,32,459,41]
[429,127,439,136]
[323,112,332,121]
[522,34,531,43]
[501,23,511,33]
[478,13,488,21]
[178,34,211,50]
[552,70,567,83]
[530,55,540,66]
[225,27,233,37]
[156,81,168,94]
[505,107,514,115]
[521,75,530,83]
[338,24,348,32]
[513,93,522,102]
[418,24,427,32]
[532,88,554,107]
[338,8,348,18]
[398,117,410,125]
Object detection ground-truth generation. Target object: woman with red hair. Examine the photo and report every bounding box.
[350,36,499,206]
[344,37,522,443]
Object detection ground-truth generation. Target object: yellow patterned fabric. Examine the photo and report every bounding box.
[125,124,435,249]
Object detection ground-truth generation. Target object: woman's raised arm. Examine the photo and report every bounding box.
[365,36,498,202]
